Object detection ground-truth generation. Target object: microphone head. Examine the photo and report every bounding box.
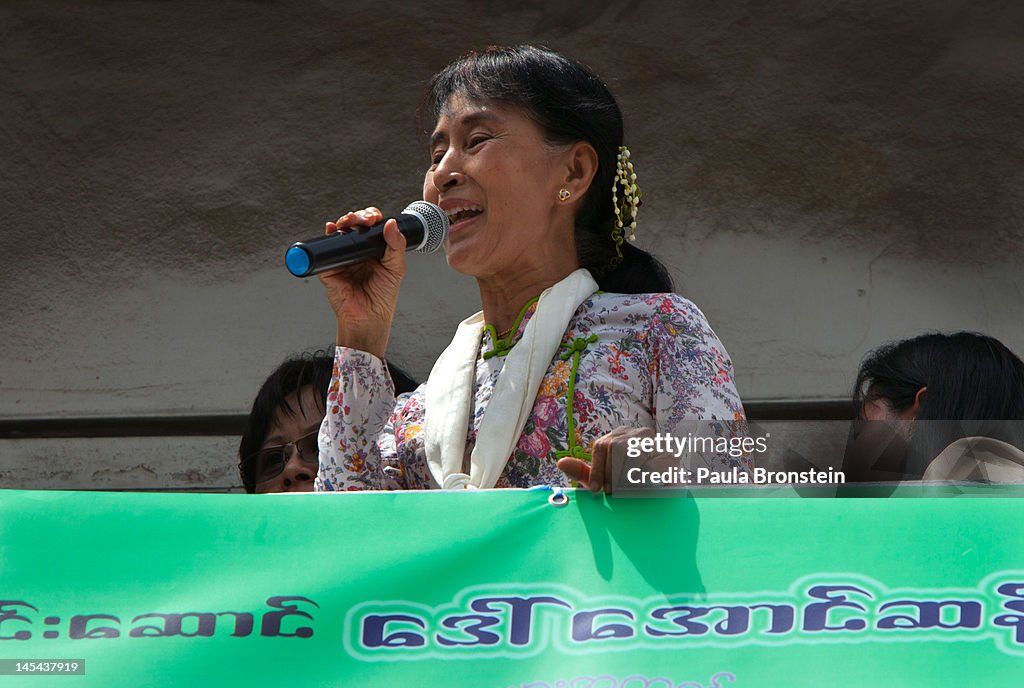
[403,201,449,253]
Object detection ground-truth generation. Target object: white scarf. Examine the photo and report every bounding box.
[424,268,599,490]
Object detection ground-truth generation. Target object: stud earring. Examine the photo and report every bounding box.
[558,188,571,202]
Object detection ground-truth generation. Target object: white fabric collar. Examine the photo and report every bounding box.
[423,268,599,489]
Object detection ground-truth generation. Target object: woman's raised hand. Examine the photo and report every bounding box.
[319,207,406,359]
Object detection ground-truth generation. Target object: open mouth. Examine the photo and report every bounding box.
[445,206,484,225]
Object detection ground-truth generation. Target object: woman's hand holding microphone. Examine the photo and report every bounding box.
[319,207,406,360]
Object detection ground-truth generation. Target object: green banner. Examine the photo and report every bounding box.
[1,487,1023,686]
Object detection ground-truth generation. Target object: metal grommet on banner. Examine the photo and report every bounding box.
[548,487,569,507]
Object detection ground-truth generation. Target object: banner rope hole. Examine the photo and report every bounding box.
[548,487,569,507]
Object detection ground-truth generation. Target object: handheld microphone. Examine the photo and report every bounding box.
[285,201,449,277]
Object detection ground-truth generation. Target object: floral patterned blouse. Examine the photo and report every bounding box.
[315,292,746,491]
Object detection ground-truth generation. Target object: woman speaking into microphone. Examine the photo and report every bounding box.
[315,45,746,493]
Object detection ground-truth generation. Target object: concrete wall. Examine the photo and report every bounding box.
[2,1,1022,489]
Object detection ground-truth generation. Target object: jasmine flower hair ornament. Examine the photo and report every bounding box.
[605,145,641,273]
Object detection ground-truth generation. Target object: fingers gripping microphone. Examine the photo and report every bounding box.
[285,201,449,277]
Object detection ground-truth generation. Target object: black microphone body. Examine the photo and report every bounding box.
[285,201,448,277]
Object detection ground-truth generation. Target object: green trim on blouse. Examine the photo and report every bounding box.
[482,296,540,361]
[554,334,599,462]
[482,291,602,464]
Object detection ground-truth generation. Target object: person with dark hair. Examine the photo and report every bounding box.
[316,45,745,493]
[847,331,1024,482]
[238,351,417,493]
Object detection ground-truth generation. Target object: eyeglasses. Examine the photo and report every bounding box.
[244,429,320,485]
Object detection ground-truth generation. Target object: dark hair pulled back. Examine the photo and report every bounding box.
[853,331,1024,477]
[423,45,672,294]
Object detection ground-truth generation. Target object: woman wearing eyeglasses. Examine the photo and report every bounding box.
[238,351,416,493]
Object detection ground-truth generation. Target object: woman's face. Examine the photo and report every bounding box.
[253,385,324,494]
[425,95,573,279]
